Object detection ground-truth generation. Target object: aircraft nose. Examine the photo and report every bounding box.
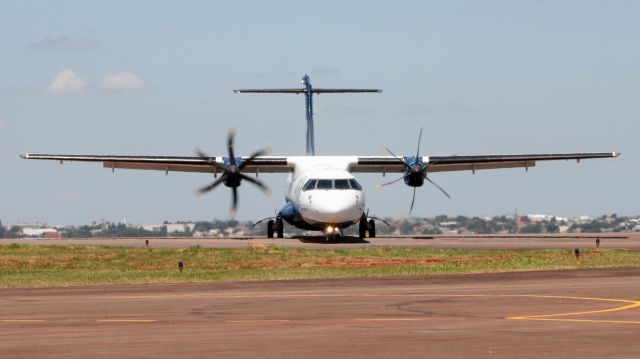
[302,191,363,224]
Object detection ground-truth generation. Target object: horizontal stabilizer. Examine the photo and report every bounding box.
[233,89,305,94]
[313,88,382,93]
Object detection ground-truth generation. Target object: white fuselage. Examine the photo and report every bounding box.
[283,156,365,230]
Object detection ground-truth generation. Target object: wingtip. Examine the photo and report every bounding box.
[613,152,621,158]
[20,154,28,159]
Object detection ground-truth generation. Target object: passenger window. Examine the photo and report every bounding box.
[302,179,317,191]
[334,179,350,190]
[316,179,333,189]
[349,179,362,191]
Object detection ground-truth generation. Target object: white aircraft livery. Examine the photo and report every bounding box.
[21,76,620,240]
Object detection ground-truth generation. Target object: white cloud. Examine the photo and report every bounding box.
[45,69,86,95]
[99,72,147,91]
[33,35,99,51]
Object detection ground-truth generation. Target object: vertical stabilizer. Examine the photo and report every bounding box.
[234,76,381,155]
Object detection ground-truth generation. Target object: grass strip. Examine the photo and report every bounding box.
[1,243,639,287]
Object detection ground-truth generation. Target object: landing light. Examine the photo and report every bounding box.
[325,225,339,234]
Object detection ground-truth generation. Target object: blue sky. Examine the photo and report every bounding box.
[1,1,637,225]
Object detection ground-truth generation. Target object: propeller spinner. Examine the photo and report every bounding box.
[195,129,271,214]
[377,127,451,214]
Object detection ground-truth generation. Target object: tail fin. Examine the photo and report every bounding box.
[234,75,381,155]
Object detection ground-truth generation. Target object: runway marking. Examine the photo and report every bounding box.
[225,320,290,324]
[507,295,640,325]
[96,319,157,323]
[355,318,436,322]
[0,319,45,323]
[108,290,640,326]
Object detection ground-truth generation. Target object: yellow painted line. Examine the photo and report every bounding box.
[96,319,156,323]
[509,317,640,325]
[108,291,640,326]
[355,318,435,322]
[0,319,45,323]
[505,295,640,325]
[225,319,290,324]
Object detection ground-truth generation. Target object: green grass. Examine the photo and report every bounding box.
[1,243,639,287]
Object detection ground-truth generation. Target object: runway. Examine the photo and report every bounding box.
[2,268,640,358]
[5,232,640,250]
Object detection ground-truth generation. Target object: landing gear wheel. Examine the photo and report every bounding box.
[267,220,274,238]
[368,219,376,238]
[276,217,284,238]
[334,232,342,243]
[359,216,367,239]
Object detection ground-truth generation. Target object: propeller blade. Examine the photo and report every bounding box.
[227,128,236,166]
[381,144,400,159]
[194,147,227,171]
[375,175,407,189]
[239,147,271,170]
[195,175,226,195]
[230,186,238,214]
[425,176,451,199]
[409,187,417,215]
[416,127,423,159]
[240,173,272,195]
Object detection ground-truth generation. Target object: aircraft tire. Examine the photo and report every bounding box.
[267,220,275,238]
[276,218,284,238]
[359,218,367,238]
[368,219,376,238]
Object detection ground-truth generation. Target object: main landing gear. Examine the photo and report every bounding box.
[267,216,284,238]
[359,214,376,239]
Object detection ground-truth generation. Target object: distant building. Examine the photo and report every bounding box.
[575,215,593,224]
[165,223,195,233]
[21,227,59,238]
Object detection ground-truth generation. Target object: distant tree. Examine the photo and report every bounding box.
[546,222,560,233]
[399,220,415,235]
[6,226,22,238]
[0,220,5,238]
[421,226,442,235]
[519,223,543,234]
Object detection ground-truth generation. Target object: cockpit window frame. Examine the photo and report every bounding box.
[302,179,317,191]
[303,178,363,191]
[349,178,363,191]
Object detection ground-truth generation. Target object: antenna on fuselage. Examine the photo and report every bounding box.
[234,75,381,156]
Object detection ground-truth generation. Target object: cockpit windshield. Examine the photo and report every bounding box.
[302,179,317,191]
[316,179,333,189]
[302,178,363,191]
[334,179,350,189]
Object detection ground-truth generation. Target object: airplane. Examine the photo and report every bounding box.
[21,75,620,240]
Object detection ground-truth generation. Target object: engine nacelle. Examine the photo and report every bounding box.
[402,156,426,187]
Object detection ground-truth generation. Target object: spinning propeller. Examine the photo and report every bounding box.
[377,127,451,214]
[195,129,271,214]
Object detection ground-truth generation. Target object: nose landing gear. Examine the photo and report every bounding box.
[267,216,284,238]
[324,226,342,243]
[358,214,376,238]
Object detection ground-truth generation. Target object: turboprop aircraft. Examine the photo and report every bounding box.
[21,75,619,240]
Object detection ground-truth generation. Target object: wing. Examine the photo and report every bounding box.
[351,152,620,173]
[20,154,291,174]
